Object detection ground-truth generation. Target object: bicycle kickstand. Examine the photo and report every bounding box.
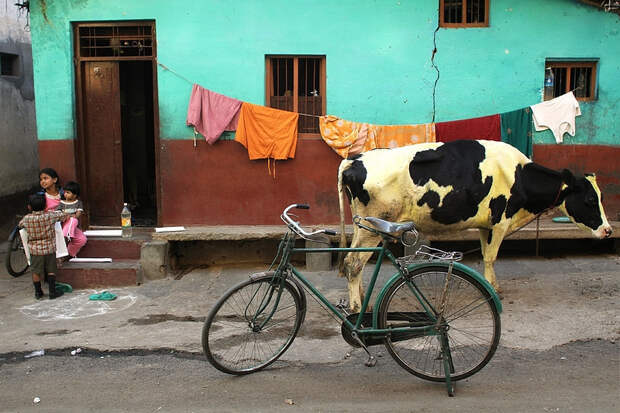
[351,332,376,367]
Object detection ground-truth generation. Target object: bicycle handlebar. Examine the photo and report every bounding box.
[281,204,335,238]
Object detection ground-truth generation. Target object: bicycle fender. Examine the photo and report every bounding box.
[8,226,19,241]
[373,262,502,325]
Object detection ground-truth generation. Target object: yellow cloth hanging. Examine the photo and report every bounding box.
[319,115,436,158]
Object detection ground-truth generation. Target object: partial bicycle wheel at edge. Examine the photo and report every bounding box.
[6,231,29,277]
[202,274,304,375]
[378,266,500,382]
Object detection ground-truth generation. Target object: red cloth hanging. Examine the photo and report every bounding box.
[435,114,501,143]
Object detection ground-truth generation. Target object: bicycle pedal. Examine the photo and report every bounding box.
[365,356,377,367]
[336,298,349,314]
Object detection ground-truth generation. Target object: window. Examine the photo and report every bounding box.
[544,61,598,101]
[265,56,326,135]
[440,0,489,27]
[77,23,154,58]
[0,52,19,76]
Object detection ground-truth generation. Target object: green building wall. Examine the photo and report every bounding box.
[29,0,620,145]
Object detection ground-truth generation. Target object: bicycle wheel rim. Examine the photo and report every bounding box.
[6,235,29,277]
[380,267,500,382]
[202,276,303,375]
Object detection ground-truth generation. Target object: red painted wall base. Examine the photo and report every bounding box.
[38,140,78,183]
[38,139,620,226]
[159,139,344,225]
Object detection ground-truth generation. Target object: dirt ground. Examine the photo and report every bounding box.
[1,244,619,411]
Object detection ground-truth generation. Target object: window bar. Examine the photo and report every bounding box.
[462,0,466,23]
[273,59,280,96]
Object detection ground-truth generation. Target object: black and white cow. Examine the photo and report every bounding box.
[338,140,612,311]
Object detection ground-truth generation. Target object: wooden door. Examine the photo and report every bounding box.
[82,61,123,225]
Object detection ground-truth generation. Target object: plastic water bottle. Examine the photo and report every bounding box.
[121,203,132,238]
[544,68,555,101]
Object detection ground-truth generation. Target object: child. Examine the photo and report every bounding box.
[39,168,63,212]
[56,181,87,258]
[19,193,68,300]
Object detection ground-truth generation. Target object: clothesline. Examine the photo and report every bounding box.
[157,59,322,119]
[158,59,583,123]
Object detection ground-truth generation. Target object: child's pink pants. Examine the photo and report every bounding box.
[62,217,87,257]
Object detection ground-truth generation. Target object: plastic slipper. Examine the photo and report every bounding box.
[552,216,571,223]
[55,282,73,293]
[89,291,117,301]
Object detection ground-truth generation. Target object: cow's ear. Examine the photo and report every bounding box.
[561,169,576,189]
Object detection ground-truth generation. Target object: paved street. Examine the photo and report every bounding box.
[1,241,619,411]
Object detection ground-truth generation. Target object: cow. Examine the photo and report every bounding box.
[337,140,612,312]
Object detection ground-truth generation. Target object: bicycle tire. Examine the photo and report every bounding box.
[378,266,500,382]
[202,274,304,375]
[5,231,29,277]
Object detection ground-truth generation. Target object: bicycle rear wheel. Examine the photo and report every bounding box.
[202,274,304,375]
[6,231,29,277]
[379,267,500,382]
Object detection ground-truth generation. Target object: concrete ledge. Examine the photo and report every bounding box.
[152,219,620,243]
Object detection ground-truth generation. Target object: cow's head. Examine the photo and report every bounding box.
[560,170,612,239]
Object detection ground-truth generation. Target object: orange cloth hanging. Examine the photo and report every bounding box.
[374,123,436,149]
[235,102,299,160]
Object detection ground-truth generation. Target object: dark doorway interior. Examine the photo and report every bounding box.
[119,61,156,226]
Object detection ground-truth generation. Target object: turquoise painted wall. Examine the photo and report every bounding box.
[29,0,620,145]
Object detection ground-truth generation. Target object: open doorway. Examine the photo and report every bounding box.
[119,61,156,226]
[75,21,158,227]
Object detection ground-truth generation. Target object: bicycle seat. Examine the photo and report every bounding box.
[363,217,416,235]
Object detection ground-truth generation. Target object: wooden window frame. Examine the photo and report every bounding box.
[265,55,326,139]
[74,21,156,61]
[439,0,490,28]
[545,60,598,102]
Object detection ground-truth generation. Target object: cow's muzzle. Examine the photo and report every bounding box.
[604,227,613,238]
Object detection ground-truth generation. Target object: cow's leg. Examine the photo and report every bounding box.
[478,227,507,293]
[339,228,381,312]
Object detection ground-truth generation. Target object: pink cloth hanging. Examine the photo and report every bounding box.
[186,84,242,144]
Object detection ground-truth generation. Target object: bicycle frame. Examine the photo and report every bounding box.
[270,233,439,340]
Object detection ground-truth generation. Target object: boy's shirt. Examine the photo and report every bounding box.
[19,211,67,255]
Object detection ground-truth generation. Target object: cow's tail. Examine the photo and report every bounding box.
[338,161,348,248]
[337,161,348,275]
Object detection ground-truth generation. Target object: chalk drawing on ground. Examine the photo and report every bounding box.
[19,290,137,321]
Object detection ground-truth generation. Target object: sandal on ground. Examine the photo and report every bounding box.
[89,291,117,301]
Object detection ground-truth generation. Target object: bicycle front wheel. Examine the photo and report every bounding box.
[202,274,304,375]
[6,231,29,277]
[379,266,500,382]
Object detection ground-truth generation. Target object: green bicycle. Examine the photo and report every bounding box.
[202,204,502,396]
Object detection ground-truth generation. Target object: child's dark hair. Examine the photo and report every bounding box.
[29,193,46,212]
[39,168,60,187]
[63,181,80,197]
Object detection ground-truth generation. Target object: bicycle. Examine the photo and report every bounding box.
[202,204,502,396]
[6,219,29,277]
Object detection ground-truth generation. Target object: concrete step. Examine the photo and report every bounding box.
[57,259,142,289]
[78,237,143,260]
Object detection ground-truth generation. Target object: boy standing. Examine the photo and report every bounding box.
[19,194,68,300]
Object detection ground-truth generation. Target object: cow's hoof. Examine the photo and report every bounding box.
[494,287,503,300]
